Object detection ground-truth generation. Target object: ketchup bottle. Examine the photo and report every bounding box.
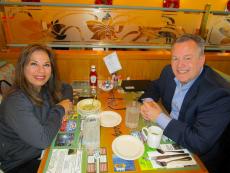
[89,65,97,89]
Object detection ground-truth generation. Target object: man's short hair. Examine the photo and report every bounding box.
[172,34,205,56]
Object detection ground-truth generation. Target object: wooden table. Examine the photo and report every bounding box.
[38,90,209,173]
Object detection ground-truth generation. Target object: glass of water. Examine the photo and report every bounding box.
[125,101,140,129]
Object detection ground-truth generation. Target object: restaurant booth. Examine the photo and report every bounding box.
[0,0,230,173]
[0,0,230,83]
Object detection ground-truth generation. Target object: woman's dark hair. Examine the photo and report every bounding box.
[10,44,62,106]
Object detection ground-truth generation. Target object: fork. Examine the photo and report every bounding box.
[156,148,185,154]
[156,156,192,167]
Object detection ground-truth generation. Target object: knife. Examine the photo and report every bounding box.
[153,153,190,160]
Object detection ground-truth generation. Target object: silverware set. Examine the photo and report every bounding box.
[156,148,185,154]
[144,149,193,167]
[153,153,190,160]
[156,156,192,166]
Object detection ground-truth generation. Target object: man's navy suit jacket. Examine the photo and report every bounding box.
[140,65,230,172]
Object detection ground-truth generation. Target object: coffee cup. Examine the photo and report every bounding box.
[141,126,163,148]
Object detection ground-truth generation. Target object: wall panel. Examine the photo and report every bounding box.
[1,50,229,83]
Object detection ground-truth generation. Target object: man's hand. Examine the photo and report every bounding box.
[140,101,163,122]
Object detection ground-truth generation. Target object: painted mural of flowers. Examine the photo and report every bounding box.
[7,9,52,42]
[49,19,84,40]
[122,14,184,44]
[86,13,124,40]
[122,26,161,42]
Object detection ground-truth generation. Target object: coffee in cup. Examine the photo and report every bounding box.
[141,126,163,148]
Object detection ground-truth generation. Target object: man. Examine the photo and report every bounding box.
[140,34,230,173]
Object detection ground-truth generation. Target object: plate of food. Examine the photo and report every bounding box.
[77,98,101,118]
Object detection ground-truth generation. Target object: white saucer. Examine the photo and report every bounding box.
[112,135,144,160]
[100,111,122,127]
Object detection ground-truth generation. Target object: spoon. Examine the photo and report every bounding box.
[156,156,192,167]
[91,95,96,108]
[156,148,185,154]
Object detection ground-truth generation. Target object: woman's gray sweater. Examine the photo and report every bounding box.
[0,83,73,171]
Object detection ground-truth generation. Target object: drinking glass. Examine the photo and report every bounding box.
[125,101,140,129]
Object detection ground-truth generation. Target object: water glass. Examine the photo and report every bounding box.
[125,101,140,129]
[82,115,100,152]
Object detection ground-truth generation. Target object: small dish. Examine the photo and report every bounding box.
[100,111,122,127]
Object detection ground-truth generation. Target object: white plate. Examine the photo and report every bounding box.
[112,135,144,160]
[100,111,122,127]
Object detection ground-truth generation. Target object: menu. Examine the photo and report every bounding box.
[42,115,88,173]
[45,148,83,173]
[103,52,122,74]
[42,113,109,173]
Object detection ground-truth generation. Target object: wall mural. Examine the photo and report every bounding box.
[3,6,202,47]
[206,15,230,45]
[50,19,84,40]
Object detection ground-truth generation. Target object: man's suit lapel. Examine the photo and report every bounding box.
[179,87,198,121]
[178,73,204,121]
[164,70,176,112]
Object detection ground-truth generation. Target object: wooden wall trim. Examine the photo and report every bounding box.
[1,50,230,83]
[1,49,229,61]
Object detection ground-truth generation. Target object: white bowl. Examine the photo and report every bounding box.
[77,98,101,118]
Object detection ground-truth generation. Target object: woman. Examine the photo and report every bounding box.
[0,44,73,173]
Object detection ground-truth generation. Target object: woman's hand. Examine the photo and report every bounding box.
[140,101,162,122]
[57,99,73,115]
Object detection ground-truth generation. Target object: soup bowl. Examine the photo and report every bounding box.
[77,98,101,118]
